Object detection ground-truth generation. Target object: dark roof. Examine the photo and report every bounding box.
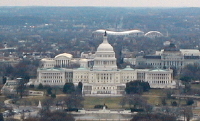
[144,55,161,59]
[164,43,180,51]
[184,56,200,59]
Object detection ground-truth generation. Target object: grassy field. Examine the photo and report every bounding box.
[10,89,188,109]
[191,83,200,89]
[84,96,123,109]
[83,89,189,108]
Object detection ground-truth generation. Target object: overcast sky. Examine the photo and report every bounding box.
[0,0,200,7]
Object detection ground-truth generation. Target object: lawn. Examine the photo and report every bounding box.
[15,96,47,106]
[83,89,169,109]
[191,83,200,89]
[0,96,8,112]
[11,88,187,109]
[84,96,123,109]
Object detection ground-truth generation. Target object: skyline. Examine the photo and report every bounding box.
[0,0,200,7]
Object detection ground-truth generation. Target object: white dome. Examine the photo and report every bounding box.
[96,35,114,52]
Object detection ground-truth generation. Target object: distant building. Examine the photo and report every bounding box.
[144,31,163,38]
[0,56,21,66]
[93,29,144,38]
[1,78,22,95]
[35,33,176,96]
[136,42,200,69]
[0,43,17,51]
[93,29,164,39]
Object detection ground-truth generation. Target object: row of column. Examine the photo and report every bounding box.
[56,60,70,67]
[95,60,115,66]
[163,61,183,68]
[96,73,113,82]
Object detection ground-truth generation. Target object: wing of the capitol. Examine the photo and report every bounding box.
[32,32,193,96]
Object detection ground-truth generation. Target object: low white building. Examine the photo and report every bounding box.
[35,68,73,86]
[1,80,19,95]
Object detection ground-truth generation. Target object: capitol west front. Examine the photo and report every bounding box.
[36,33,175,96]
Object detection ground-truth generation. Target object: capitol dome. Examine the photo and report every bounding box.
[96,33,114,52]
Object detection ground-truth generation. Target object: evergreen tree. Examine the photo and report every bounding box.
[77,82,83,94]
[63,83,75,94]
[125,80,150,94]
[38,83,44,89]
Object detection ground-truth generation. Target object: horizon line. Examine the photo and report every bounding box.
[0,6,198,8]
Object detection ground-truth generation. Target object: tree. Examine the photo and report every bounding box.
[119,96,127,108]
[16,78,27,98]
[125,80,150,94]
[29,84,34,88]
[76,82,83,94]
[37,83,44,89]
[63,83,75,94]
[183,83,191,94]
[186,98,194,105]
[0,113,4,121]
[121,94,148,109]
[164,89,174,99]
[181,107,193,121]
[42,98,54,111]
[180,63,200,82]
[64,93,84,109]
[160,97,167,106]
[171,101,178,106]
[46,86,52,95]
[51,94,56,99]
[131,113,176,121]
[2,76,6,84]
[38,110,75,121]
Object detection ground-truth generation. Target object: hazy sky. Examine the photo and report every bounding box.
[0,0,200,7]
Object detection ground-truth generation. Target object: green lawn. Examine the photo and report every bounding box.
[11,88,188,109]
[84,96,123,109]
[191,83,200,89]
[15,96,47,106]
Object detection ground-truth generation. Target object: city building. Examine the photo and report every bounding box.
[136,42,200,69]
[93,29,163,39]
[144,31,164,38]
[93,29,144,38]
[1,78,22,95]
[35,32,176,96]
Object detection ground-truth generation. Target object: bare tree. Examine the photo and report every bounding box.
[39,110,75,121]
[16,78,27,98]
[131,112,176,121]
[119,95,127,108]
[121,94,147,109]
[181,107,193,121]
[63,93,84,109]
[41,98,54,111]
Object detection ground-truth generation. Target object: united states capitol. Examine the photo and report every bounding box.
[31,32,178,96]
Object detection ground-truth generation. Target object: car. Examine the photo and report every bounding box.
[23,109,30,112]
[13,109,22,114]
[3,110,13,117]
[64,108,78,112]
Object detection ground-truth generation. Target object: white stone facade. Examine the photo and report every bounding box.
[136,43,200,69]
[36,33,175,96]
[36,68,73,86]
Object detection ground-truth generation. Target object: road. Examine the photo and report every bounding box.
[3,98,41,119]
